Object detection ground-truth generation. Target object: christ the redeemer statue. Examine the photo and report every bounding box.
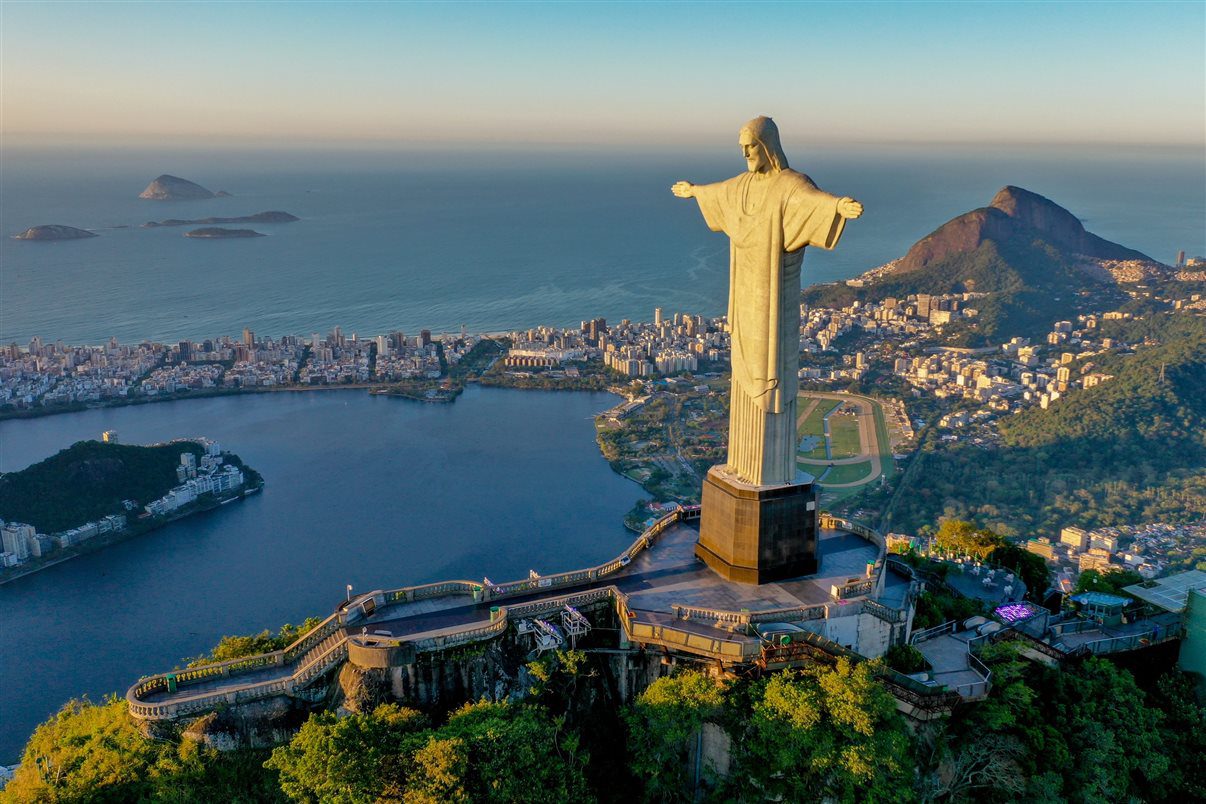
[673,116,863,583]
[672,116,863,487]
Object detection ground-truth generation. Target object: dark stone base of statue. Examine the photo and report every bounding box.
[695,466,819,585]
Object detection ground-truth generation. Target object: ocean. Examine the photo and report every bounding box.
[3,143,1202,346]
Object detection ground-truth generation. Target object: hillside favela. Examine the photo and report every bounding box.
[1,3,1203,803]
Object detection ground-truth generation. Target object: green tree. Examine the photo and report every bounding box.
[408,701,592,803]
[3,697,282,803]
[884,644,929,674]
[1150,672,1206,801]
[2,698,162,802]
[934,519,1001,560]
[189,617,325,666]
[1074,568,1142,596]
[265,704,428,803]
[1043,658,1168,801]
[624,670,725,800]
[727,659,913,803]
[988,543,1050,599]
[913,589,984,631]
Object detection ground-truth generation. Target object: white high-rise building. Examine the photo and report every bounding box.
[1,523,35,560]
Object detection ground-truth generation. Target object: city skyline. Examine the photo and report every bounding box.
[3,1,1204,149]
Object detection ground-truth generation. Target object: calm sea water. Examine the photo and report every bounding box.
[3,144,1202,345]
[0,387,637,762]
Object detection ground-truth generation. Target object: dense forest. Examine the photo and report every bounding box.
[5,646,1202,803]
[892,312,1206,537]
[0,440,206,532]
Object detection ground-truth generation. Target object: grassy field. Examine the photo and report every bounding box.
[827,411,863,459]
[798,398,841,459]
[795,393,898,507]
[820,461,874,484]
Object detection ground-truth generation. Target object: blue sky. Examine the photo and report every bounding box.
[3,1,1203,147]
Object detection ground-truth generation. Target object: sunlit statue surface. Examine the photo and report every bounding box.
[674,116,862,584]
[673,116,862,487]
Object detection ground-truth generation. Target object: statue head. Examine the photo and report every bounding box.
[739,116,789,174]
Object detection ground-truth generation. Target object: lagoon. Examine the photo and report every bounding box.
[0,386,637,761]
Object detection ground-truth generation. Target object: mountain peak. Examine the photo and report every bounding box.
[898,186,1151,273]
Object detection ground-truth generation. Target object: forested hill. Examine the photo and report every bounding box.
[803,186,1162,344]
[0,440,205,532]
[1001,313,1205,450]
[893,312,1205,537]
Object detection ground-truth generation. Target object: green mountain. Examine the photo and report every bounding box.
[892,312,1206,537]
[805,186,1161,344]
[0,440,204,532]
[1000,314,1205,450]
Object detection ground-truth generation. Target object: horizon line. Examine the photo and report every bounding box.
[4,132,1204,153]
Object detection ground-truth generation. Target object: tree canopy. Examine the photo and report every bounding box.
[1,697,284,803]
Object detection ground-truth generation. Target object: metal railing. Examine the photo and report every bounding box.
[128,623,353,720]
[1080,623,1183,655]
[910,620,958,645]
[669,603,829,629]
[863,599,908,624]
[820,514,888,596]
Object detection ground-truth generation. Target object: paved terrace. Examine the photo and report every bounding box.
[1047,611,1184,655]
[911,627,991,699]
[130,510,907,719]
[349,523,885,646]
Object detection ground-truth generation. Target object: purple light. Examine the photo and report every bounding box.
[994,602,1039,623]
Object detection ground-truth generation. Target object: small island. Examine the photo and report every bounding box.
[184,227,265,239]
[0,438,262,584]
[11,225,98,241]
[143,211,299,227]
[139,174,221,200]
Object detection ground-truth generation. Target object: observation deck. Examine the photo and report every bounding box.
[128,508,916,721]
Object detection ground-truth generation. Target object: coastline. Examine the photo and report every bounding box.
[0,371,615,423]
[0,480,264,587]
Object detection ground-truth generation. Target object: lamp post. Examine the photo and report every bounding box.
[346,584,353,602]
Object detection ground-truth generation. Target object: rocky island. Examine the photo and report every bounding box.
[143,210,298,227]
[10,224,98,241]
[139,174,224,200]
[184,227,265,239]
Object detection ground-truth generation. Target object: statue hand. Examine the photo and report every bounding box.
[837,197,863,219]
[671,181,695,199]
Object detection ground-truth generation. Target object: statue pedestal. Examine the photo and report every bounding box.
[695,465,818,584]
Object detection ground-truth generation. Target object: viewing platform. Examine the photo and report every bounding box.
[128,507,918,721]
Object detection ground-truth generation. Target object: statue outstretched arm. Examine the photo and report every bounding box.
[674,178,733,233]
[671,181,696,198]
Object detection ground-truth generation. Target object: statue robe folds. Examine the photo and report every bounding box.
[694,169,846,486]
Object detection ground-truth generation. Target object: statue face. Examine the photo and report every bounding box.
[739,130,770,173]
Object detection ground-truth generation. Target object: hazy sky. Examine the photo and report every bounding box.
[3,1,1203,148]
